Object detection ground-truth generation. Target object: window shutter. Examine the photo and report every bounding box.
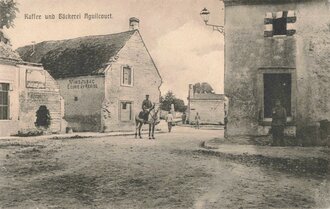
[264,12,273,37]
[286,10,296,36]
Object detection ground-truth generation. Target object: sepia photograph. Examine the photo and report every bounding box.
[0,0,329,208]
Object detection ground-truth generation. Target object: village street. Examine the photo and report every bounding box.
[0,126,329,209]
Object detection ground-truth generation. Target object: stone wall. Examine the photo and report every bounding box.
[295,2,330,144]
[103,31,162,132]
[18,65,63,134]
[0,62,20,136]
[188,100,225,125]
[57,75,105,132]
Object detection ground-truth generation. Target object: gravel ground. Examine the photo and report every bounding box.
[0,127,329,209]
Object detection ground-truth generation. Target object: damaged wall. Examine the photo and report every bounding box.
[18,65,63,134]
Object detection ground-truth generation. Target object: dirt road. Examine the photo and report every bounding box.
[0,126,329,209]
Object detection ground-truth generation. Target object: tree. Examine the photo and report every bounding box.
[160,91,187,112]
[193,82,214,94]
[160,91,175,111]
[173,98,187,113]
[0,0,19,29]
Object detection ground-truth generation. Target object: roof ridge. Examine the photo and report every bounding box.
[16,30,138,79]
[18,30,137,48]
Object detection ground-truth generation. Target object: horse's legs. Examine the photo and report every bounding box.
[135,121,138,139]
[152,124,155,139]
[139,123,142,138]
[148,124,152,139]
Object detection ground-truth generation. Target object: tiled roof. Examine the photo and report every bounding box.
[16,30,136,78]
[0,42,22,61]
[190,93,226,100]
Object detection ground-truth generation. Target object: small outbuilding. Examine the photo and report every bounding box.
[187,84,226,125]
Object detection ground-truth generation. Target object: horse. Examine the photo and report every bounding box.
[135,103,160,139]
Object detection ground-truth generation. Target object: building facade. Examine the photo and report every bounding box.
[17,18,162,132]
[187,84,226,125]
[0,37,64,136]
[224,0,330,144]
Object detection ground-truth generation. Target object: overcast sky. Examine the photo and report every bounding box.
[6,0,224,102]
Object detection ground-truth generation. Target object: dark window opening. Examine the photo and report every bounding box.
[273,17,287,35]
[120,102,132,121]
[122,67,132,86]
[122,103,127,109]
[74,96,78,101]
[0,83,9,120]
[264,73,291,118]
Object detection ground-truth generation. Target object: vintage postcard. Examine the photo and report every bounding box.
[0,0,329,208]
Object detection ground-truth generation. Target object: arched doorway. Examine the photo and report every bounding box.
[35,105,51,128]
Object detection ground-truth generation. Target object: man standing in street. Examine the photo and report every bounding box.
[271,100,287,146]
[181,112,187,125]
[195,112,201,129]
[141,94,153,124]
[166,111,174,132]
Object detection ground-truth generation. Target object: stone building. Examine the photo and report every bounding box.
[224,0,330,144]
[0,32,64,136]
[17,18,162,132]
[187,84,226,125]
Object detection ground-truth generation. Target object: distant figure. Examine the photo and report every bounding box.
[141,94,153,123]
[271,100,287,146]
[166,111,174,132]
[181,112,187,124]
[195,112,201,129]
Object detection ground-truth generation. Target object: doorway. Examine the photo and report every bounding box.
[35,105,51,128]
[263,73,291,118]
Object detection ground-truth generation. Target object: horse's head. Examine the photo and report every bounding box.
[149,103,159,114]
[149,103,160,122]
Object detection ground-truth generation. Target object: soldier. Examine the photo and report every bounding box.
[195,112,201,129]
[271,100,287,146]
[141,95,153,123]
[181,112,187,124]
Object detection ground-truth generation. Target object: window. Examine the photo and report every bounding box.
[120,101,132,121]
[74,96,78,101]
[121,66,133,86]
[122,103,127,109]
[264,10,296,37]
[273,15,287,35]
[0,83,9,120]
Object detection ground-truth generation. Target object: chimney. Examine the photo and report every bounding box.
[30,41,36,56]
[129,17,139,30]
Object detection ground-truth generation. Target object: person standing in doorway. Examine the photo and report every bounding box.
[271,100,287,146]
[195,112,201,129]
[166,111,174,132]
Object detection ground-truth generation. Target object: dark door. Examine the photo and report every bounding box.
[264,73,291,118]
